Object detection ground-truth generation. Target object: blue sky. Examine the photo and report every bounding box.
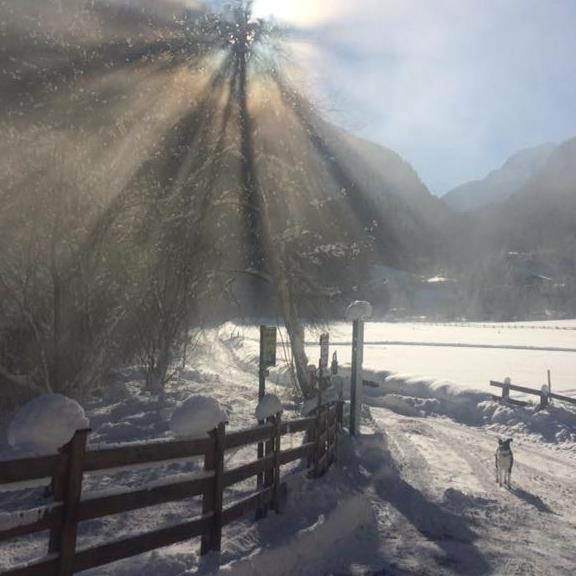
[253,0,576,195]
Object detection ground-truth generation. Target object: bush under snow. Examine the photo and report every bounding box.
[255,394,282,421]
[8,394,89,455]
[170,395,227,438]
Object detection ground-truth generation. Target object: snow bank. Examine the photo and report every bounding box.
[361,369,576,447]
[219,493,374,576]
[255,394,282,420]
[8,394,89,454]
[169,395,227,438]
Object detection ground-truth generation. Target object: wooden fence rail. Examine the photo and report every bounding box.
[0,400,343,576]
[490,379,576,409]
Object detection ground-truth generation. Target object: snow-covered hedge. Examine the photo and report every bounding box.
[8,394,89,454]
[170,395,227,438]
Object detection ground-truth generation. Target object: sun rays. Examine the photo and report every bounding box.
[0,0,407,395]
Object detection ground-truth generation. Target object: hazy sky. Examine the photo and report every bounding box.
[252,0,576,195]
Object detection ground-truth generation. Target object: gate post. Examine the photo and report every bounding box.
[346,301,372,436]
[50,428,89,576]
[503,377,511,402]
[201,422,225,554]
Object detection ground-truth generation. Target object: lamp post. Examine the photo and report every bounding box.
[346,301,372,436]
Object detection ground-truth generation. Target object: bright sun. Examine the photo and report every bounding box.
[251,0,329,26]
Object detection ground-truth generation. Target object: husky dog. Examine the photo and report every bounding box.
[495,438,514,487]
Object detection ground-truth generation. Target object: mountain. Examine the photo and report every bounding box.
[443,143,557,212]
[323,123,452,268]
[485,136,576,250]
[454,137,576,319]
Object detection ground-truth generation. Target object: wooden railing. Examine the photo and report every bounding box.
[490,379,576,409]
[0,401,343,576]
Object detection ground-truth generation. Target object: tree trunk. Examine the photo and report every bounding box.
[278,278,314,399]
[234,12,313,400]
[147,341,172,397]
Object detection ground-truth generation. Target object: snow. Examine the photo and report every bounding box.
[2,319,576,575]
[310,320,576,396]
[301,386,340,416]
[0,505,55,531]
[255,394,282,421]
[7,394,89,455]
[169,395,227,438]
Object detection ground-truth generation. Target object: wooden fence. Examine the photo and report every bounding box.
[490,379,576,409]
[0,400,343,576]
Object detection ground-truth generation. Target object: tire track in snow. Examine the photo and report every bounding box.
[362,409,496,575]
[368,408,576,575]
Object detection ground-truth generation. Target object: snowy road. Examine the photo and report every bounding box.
[346,406,576,575]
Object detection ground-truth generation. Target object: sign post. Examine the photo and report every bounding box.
[331,351,338,376]
[259,326,277,400]
[257,326,277,518]
[319,333,329,374]
[346,301,372,436]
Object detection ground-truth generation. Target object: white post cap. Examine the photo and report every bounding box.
[346,300,373,321]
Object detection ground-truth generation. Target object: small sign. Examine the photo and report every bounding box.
[331,351,338,375]
[260,326,277,368]
[319,333,329,370]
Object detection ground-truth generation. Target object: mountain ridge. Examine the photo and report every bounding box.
[443,143,557,212]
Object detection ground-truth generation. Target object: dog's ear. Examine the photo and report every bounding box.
[498,438,503,445]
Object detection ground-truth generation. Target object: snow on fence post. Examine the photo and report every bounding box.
[200,422,225,555]
[49,428,90,576]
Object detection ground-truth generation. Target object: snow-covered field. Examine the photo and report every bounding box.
[1,320,576,575]
[323,321,576,396]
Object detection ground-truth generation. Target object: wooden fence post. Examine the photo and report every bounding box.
[321,406,328,475]
[333,399,344,467]
[503,377,511,402]
[254,417,273,521]
[200,422,225,555]
[328,405,336,468]
[257,416,275,519]
[336,399,344,431]
[540,387,550,410]
[49,428,89,576]
[312,408,322,478]
[312,393,322,478]
[272,412,282,513]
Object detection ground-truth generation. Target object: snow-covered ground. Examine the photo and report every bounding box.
[324,321,576,396]
[227,320,576,397]
[1,320,576,575]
